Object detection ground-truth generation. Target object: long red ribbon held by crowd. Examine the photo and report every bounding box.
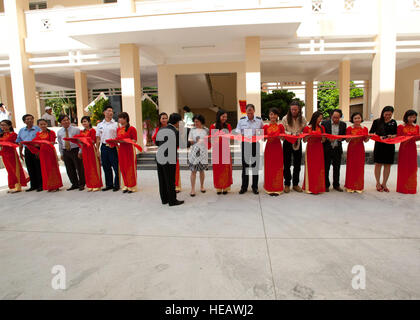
[205,131,420,144]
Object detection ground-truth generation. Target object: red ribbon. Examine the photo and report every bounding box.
[205,132,420,144]
[105,138,143,152]
[0,141,19,148]
[20,140,56,154]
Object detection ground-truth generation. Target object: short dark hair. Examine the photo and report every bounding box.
[103,105,113,113]
[192,114,205,125]
[22,114,33,122]
[380,106,394,122]
[246,104,255,111]
[330,109,343,117]
[0,103,4,108]
[350,112,363,123]
[169,113,182,125]
[58,115,69,123]
[183,106,191,112]
[403,109,418,124]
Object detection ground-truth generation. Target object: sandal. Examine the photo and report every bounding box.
[190,193,196,197]
[376,183,383,192]
[382,185,390,192]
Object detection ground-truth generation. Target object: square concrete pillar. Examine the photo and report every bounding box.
[0,75,15,125]
[236,70,246,121]
[74,71,89,124]
[4,0,38,127]
[120,43,143,147]
[245,37,261,117]
[371,0,396,119]
[118,0,136,13]
[339,60,350,121]
[157,65,178,115]
[363,80,371,120]
[305,81,314,120]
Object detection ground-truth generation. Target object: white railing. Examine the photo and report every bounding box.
[28,49,120,70]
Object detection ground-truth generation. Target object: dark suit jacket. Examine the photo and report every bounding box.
[155,124,179,161]
[321,120,347,152]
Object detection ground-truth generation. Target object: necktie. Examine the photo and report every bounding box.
[65,128,71,151]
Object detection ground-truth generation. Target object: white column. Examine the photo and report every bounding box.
[4,0,38,127]
[120,43,143,147]
[74,71,89,125]
[305,80,314,120]
[339,60,350,121]
[245,37,261,117]
[236,70,246,121]
[0,75,15,125]
[157,65,177,115]
[363,80,371,120]
[118,0,136,13]
[371,0,396,119]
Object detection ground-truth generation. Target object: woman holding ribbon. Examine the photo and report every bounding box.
[33,119,63,192]
[0,120,28,193]
[208,109,233,195]
[73,116,102,192]
[396,109,419,194]
[153,112,181,192]
[302,111,326,194]
[369,106,397,192]
[263,108,285,196]
[115,112,138,193]
[344,112,369,193]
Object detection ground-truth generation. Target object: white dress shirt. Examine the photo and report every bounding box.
[57,125,81,155]
[0,109,11,121]
[41,112,57,127]
[235,115,264,136]
[96,118,118,145]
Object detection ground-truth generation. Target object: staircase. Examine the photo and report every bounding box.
[137,144,247,170]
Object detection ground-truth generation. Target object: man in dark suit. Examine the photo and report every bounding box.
[322,109,347,192]
[155,113,184,206]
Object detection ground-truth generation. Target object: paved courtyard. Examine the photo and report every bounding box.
[0,165,419,299]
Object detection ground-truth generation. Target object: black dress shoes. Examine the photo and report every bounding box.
[79,186,85,191]
[67,185,78,191]
[169,200,184,206]
[37,188,43,192]
[25,188,36,192]
[102,186,113,191]
[113,187,120,192]
[252,188,259,195]
[239,189,247,194]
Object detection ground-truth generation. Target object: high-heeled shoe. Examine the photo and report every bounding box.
[382,185,390,192]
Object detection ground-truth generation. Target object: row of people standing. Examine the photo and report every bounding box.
[154,103,419,206]
[0,106,140,194]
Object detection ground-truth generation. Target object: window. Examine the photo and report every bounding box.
[29,1,47,10]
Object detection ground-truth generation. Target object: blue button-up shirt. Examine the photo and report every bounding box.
[16,126,41,145]
[235,116,264,136]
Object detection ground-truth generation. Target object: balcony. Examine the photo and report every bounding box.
[24,0,304,54]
